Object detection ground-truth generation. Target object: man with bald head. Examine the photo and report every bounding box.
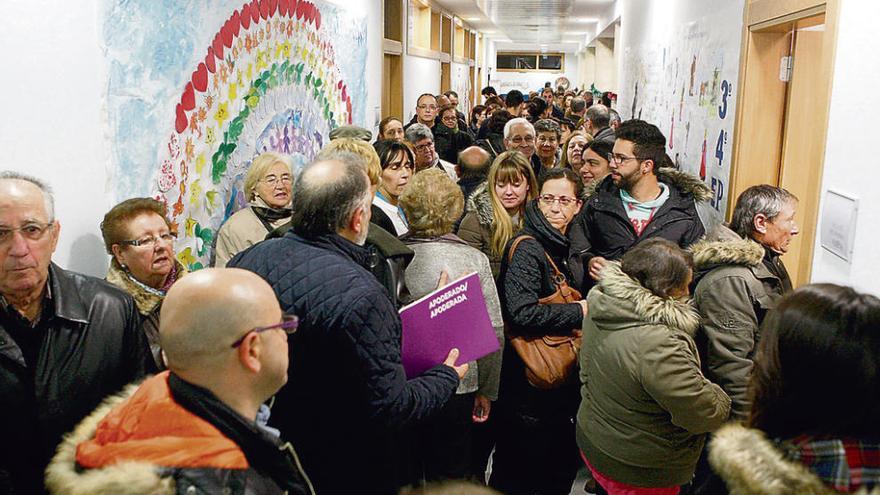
[0,171,152,493]
[229,158,467,494]
[456,146,492,202]
[48,268,314,494]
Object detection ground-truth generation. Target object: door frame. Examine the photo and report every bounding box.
[728,0,840,285]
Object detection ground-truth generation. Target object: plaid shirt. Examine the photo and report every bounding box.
[778,436,880,492]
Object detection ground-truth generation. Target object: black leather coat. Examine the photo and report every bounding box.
[0,264,152,493]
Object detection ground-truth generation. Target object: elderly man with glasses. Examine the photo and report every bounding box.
[503,117,546,177]
[46,268,315,494]
[0,171,153,493]
[405,122,458,181]
[568,120,711,292]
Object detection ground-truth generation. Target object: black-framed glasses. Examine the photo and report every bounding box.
[607,153,642,164]
[0,222,54,245]
[231,314,299,348]
[118,232,177,248]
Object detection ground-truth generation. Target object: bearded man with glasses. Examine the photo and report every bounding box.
[0,171,153,494]
[568,120,711,292]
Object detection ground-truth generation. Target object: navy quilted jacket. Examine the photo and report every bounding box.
[229,232,458,494]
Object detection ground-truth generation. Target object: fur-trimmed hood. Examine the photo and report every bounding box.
[691,223,764,271]
[466,181,494,226]
[594,261,700,335]
[45,381,176,495]
[709,424,880,495]
[582,175,603,200]
[658,167,712,202]
[105,259,187,315]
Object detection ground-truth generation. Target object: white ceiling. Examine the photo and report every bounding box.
[430,0,616,50]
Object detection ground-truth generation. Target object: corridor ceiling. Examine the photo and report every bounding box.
[431,0,615,48]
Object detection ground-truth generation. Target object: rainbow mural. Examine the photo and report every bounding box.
[102,0,368,270]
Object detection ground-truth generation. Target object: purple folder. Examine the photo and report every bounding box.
[400,272,501,378]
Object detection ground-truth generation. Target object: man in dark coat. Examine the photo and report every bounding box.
[568,120,709,292]
[0,172,152,493]
[229,157,467,495]
[583,104,616,144]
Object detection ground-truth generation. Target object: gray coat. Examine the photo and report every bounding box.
[691,224,792,419]
[403,235,504,400]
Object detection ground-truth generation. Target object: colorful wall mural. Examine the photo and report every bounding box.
[102,0,368,269]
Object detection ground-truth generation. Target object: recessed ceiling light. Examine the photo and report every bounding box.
[464,17,480,21]
[574,17,598,23]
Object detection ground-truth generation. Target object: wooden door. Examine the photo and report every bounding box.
[441,62,451,93]
[382,54,403,119]
[729,3,837,287]
[777,15,827,286]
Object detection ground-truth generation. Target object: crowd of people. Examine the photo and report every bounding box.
[2,82,879,495]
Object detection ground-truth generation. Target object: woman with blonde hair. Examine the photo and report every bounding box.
[457,151,538,277]
[214,151,293,266]
[559,131,593,171]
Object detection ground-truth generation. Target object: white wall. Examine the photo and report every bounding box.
[0,0,110,277]
[810,1,880,296]
[0,0,383,277]
[403,55,442,122]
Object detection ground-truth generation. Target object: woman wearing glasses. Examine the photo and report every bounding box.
[101,198,187,370]
[490,168,588,495]
[214,152,294,267]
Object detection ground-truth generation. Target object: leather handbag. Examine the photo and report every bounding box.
[506,235,584,390]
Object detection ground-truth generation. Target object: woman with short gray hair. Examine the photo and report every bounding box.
[214,151,294,266]
[398,168,504,482]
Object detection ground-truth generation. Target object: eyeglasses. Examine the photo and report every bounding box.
[510,136,535,145]
[262,174,293,186]
[415,142,434,152]
[538,194,578,207]
[118,232,177,248]
[231,314,299,348]
[537,135,559,144]
[607,153,642,164]
[0,222,54,245]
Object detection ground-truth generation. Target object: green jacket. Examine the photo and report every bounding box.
[691,224,791,420]
[577,262,730,487]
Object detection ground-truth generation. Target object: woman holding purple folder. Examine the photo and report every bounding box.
[398,168,504,485]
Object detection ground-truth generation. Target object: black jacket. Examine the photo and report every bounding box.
[433,123,474,164]
[0,264,152,494]
[370,204,397,236]
[568,168,709,292]
[496,200,584,419]
[228,232,458,494]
